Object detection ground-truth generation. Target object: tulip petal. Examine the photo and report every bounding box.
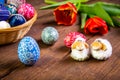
[84,16,108,35]
[53,2,77,25]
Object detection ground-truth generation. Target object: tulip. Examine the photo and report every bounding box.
[84,16,108,35]
[53,2,77,25]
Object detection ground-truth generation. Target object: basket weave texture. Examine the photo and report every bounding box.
[0,10,37,45]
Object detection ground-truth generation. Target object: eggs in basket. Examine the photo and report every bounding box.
[0,1,37,45]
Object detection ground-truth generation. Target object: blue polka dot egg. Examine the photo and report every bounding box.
[41,27,59,45]
[18,36,40,66]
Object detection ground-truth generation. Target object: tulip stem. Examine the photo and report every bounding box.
[81,13,87,29]
[45,0,58,4]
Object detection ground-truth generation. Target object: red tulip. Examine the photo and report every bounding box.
[84,16,108,35]
[53,2,77,25]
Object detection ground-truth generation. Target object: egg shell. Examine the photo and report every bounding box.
[18,36,40,65]
[41,27,59,45]
[0,21,11,29]
[18,3,35,20]
[64,32,86,48]
[6,4,17,14]
[0,0,5,4]
[7,0,26,7]
[9,14,26,27]
[0,4,10,21]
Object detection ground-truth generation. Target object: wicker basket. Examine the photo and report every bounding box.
[0,10,37,45]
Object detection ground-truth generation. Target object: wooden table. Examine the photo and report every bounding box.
[0,0,120,80]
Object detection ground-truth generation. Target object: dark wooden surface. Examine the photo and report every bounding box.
[0,0,120,80]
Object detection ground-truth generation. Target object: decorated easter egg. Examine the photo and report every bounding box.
[0,4,10,21]
[0,0,5,4]
[6,4,17,14]
[41,27,59,45]
[18,3,35,20]
[18,36,40,65]
[9,14,26,27]
[0,21,11,29]
[7,0,26,7]
[64,32,86,48]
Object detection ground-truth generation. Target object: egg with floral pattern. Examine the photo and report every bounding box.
[18,36,40,65]
[18,3,35,20]
[41,27,59,45]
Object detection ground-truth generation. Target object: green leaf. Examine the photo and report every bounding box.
[94,3,114,26]
[69,0,89,3]
[112,16,120,27]
[76,2,81,11]
[102,5,120,16]
[81,13,87,29]
[40,1,69,10]
[88,14,95,18]
[41,0,89,10]
[116,16,120,18]
[100,2,120,9]
[45,0,58,4]
[79,4,95,14]
[80,3,114,26]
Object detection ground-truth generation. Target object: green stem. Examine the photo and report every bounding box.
[112,16,120,27]
[45,0,58,4]
[81,13,87,29]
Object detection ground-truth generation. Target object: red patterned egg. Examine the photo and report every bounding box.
[64,32,86,48]
[18,3,35,20]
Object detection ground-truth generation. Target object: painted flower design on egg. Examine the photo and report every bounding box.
[18,36,40,65]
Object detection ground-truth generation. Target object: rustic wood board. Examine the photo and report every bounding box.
[0,0,120,80]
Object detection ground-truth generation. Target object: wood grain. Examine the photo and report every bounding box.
[0,0,120,80]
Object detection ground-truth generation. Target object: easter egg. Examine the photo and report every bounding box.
[7,0,26,7]
[64,32,86,48]
[18,36,40,65]
[18,3,35,20]
[41,27,59,45]
[6,4,17,14]
[0,21,11,29]
[0,0,5,4]
[9,14,26,27]
[0,4,10,21]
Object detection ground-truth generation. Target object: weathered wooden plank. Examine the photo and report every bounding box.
[0,0,120,80]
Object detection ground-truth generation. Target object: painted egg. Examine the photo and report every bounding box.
[0,0,5,4]
[64,32,86,48]
[18,36,40,65]
[9,14,26,27]
[7,0,26,7]
[0,21,11,29]
[18,3,35,20]
[0,4,10,21]
[6,4,17,14]
[41,27,59,45]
